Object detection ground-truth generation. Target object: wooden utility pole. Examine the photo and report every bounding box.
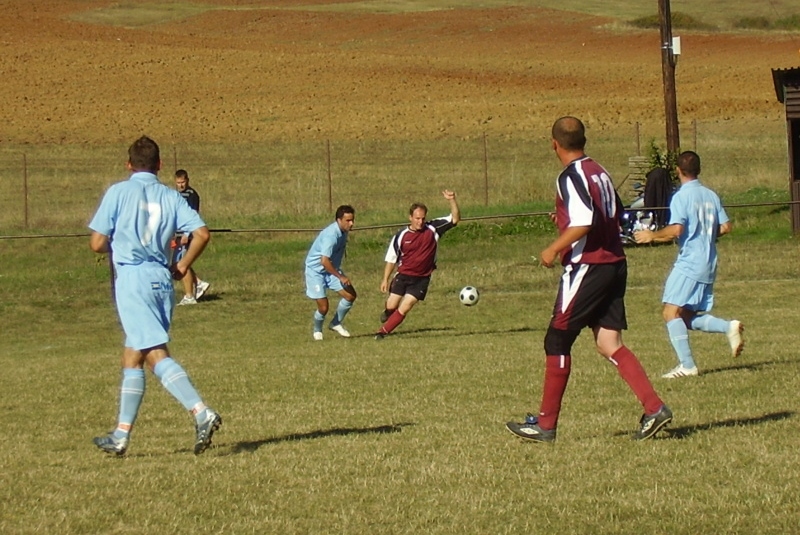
[658,0,680,153]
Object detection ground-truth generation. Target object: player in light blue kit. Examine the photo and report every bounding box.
[305,205,357,340]
[635,151,743,378]
[89,136,221,455]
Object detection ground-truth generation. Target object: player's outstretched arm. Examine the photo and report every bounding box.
[442,189,460,224]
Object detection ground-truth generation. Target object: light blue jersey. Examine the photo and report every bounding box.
[305,221,347,273]
[89,172,205,269]
[89,172,205,349]
[668,179,729,284]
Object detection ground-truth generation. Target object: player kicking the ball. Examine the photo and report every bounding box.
[375,190,460,339]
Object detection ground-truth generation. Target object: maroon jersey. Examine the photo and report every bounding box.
[555,156,625,265]
[385,216,456,277]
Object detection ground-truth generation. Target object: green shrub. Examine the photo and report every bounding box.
[628,12,715,31]
[734,16,772,29]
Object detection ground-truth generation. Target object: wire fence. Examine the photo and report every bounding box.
[0,121,790,237]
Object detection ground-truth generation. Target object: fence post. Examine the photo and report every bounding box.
[326,140,332,213]
[173,146,178,172]
[692,118,697,151]
[483,132,489,206]
[635,121,641,156]
[22,153,28,229]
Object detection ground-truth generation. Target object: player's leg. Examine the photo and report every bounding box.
[686,288,744,357]
[376,276,428,338]
[306,270,329,340]
[147,347,221,455]
[93,347,146,455]
[328,276,356,337]
[661,270,701,376]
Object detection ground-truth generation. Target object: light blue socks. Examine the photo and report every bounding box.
[313,310,325,332]
[114,368,145,439]
[332,298,353,326]
[666,318,695,369]
[153,357,204,421]
[690,314,729,333]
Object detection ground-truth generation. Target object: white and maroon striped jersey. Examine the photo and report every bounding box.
[384,215,456,277]
[555,156,625,265]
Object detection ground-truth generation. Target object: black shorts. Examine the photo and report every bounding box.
[550,260,628,332]
[390,273,431,301]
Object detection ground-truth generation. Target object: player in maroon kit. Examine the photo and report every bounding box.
[506,116,672,442]
[375,190,460,339]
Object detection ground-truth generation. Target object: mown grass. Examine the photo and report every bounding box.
[1,191,799,534]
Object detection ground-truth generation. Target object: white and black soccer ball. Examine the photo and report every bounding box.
[459,286,480,306]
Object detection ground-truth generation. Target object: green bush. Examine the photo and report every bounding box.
[734,16,772,29]
[628,12,715,31]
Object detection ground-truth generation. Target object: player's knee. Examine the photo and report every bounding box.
[544,327,579,356]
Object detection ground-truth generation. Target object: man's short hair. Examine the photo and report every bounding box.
[335,205,355,220]
[175,169,189,180]
[409,203,428,215]
[128,136,160,173]
[677,151,701,177]
[551,116,586,151]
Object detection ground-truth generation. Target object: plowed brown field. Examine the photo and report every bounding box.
[1,1,797,145]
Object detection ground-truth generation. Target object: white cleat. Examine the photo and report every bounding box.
[727,320,744,358]
[661,364,699,379]
[329,324,351,338]
[312,331,323,341]
[195,280,210,300]
[178,295,197,306]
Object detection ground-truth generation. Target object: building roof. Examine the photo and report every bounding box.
[772,67,800,103]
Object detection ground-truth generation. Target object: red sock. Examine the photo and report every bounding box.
[537,354,571,430]
[610,346,663,415]
[379,310,405,335]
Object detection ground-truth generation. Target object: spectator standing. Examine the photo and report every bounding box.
[174,169,210,305]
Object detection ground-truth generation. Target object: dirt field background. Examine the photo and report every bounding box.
[1,1,798,146]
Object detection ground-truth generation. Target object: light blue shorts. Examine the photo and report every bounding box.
[662,269,714,312]
[305,268,345,299]
[115,264,174,350]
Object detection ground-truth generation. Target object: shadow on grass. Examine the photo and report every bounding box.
[227,422,415,454]
[354,326,538,339]
[664,410,794,440]
[701,360,791,375]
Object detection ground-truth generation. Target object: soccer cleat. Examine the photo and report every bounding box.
[661,364,699,379]
[632,405,673,440]
[195,280,210,300]
[312,331,323,341]
[93,433,129,456]
[727,320,744,358]
[178,295,197,306]
[374,333,385,340]
[379,310,391,323]
[329,323,351,338]
[194,409,222,455]
[505,414,556,443]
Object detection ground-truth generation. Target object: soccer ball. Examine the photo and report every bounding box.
[459,286,480,306]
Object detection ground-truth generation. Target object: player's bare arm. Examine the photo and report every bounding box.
[173,226,209,279]
[321,256,350,287]
[90,231,109,253]
[634,223,682,244]
[380,262,396,293]
[442,189,460,224]
[540,225,590,268]
[719,221,732,236]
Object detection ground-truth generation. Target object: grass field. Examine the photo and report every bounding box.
[1,200,799,533]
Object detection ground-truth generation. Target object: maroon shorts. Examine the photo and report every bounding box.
[550,260,628,332]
